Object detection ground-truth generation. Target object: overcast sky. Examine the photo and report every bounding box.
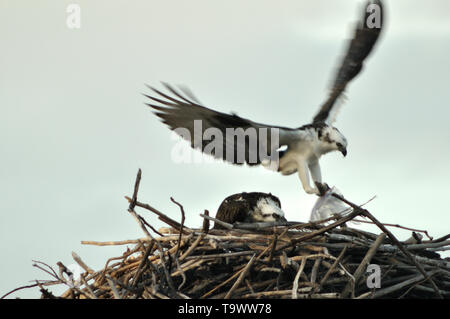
[1,0,449,298]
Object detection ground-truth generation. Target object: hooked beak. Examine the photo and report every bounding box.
[339,146,347,157]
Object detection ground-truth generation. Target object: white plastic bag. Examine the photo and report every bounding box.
[309,186,353,223]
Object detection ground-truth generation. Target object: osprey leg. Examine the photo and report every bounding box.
[297,161,319,195]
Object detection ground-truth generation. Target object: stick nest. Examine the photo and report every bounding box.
[5,170,449,299]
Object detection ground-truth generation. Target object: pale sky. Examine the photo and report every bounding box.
[1,0,449,298]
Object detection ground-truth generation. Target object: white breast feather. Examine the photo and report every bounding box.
[256,197,285,221]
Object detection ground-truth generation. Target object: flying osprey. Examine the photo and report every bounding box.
[144,0,383,195]
[213,192,286,229]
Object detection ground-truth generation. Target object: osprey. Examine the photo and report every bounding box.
[144,0,383,195]
[213,192,286,229]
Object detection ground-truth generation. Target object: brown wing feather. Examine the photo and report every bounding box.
[313,0,384,123]
[145,84,294,166]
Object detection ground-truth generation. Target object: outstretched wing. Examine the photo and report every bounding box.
[313,0,384,124]
[145,83,294,166]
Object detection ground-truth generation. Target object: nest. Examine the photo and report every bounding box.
[3,170,449,299]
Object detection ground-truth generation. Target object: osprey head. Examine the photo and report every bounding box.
[318,125,348,157]
[250,197,287,223]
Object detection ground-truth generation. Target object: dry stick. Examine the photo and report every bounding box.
[129,209,153,240]
[341,233,387,298]
[57,261,86,295]
[71,252,94,274]
[81,239,147,246]
[126,197,185,232]
[313,245,348,294]
[201,263,249,299]
[32,260,59,280]
[200,213,292,231]
[233,221,291,230]
[96,243,144,282]
[257,240,277,260]
[212,279,277,299]
[131,241,155,288]
[368,269,441,299]
[245,279,255,294]
[1,283,42,299]
[175,257,187,291]
[289,216,337,230]
[127,171,153,240]
[242,289,339,299]
[428,233,450,244]
[185,251,255,260]
[224,254,256,299]
[200,213,233,229]
[331,193,443,299]
[127,169,177,296]
[80,274,98,299]
[36,282,60,299]
[398,275,437,299]
[140,217,165,237]
[57,262,74,283]
[179,234,205,261]
[153,233,178,295]
[310,258,322,284]
[105,275,121,299]
[55,262,93,299]
[292,257,308,299]
[266,232,278,263]
[202,210,210,233]
[352,218,433,241]
[276,208,364,252]
[129,168,141,211]
[170,197,186,261]
[171,260,205,277]
[127,170,157,240]
[402,240,450,251]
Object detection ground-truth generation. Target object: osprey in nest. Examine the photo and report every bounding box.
[145,0,384,195]
[213,192,286,229]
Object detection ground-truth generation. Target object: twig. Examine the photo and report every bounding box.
[276,208,365,251]
[126,197,184,231]
[313,245,348,294]
[185,251,256,260]
[131,241,154,287]
[224,254,256,299]
[310,258,322,284]
[32,260,59,280]
[369,270,441,299]
[200,264,249,299]
[170,197,186,260]
[341,233,386,298]
[292,257,307,299]
[202,210,210,233]
[128,168,142,211]
[200,213,233,229]
[80,274,97,299]
[105,275,121,299]
[1,283,41,299]
[179,234,205,261]
[71,252,94,274]
[81,239,148,246]
[351,218,433,241]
